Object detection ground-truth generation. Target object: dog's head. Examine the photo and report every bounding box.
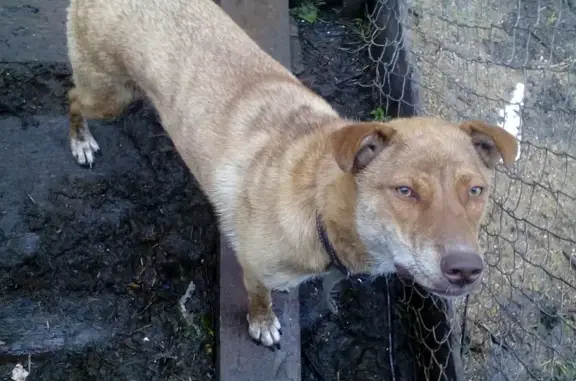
[330,117,518,297]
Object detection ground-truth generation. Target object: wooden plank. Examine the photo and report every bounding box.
[217,243,300,381]
[218,0,291,68]
[215,1,300,381]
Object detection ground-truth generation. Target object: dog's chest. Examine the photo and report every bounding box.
[269,270,329,292]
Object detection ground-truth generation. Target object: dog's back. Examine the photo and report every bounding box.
[67,0,339,247]
[68,0,326,179]
[68,0,286,94]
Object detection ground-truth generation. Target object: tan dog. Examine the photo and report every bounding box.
[66,0,518,348]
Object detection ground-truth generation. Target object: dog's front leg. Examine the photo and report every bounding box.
[243,271,282,349]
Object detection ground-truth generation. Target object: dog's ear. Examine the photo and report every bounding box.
[459,120,518,169]
[330,122,397,173]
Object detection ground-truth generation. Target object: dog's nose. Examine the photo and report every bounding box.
[441,252,484,286]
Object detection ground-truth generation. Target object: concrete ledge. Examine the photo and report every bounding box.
[219,0,291,68]
[0,0,68,62]
[215,1,301,380]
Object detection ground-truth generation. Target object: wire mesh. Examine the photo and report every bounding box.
[363,0,576,379]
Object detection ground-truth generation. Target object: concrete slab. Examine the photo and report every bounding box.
[0,0,68,62]
[219,0,291,68]
[214,1,301,381]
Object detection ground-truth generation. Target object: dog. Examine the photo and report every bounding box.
[65,0,518,348]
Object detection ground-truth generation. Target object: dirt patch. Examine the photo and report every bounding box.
[0,62,71,117]
[294,13,374,119]
[0,62,217,380]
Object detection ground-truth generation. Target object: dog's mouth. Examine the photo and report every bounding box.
[394,264,473,298]
[419,286,471,298]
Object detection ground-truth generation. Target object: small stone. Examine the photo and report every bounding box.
[11,364,29,381]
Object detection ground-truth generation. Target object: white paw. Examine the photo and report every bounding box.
[71,132,100,167]
[247,312,282,348]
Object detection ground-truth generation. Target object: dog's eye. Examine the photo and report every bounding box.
[396,186,415,198]
[469,186,484,197]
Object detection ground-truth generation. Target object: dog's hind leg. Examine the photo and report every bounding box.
[67,69,134,167]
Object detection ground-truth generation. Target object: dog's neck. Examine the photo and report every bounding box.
[315,170,369,274]
[316,213,351,277]
[289,122,371,275]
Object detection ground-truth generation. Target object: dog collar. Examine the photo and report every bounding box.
[316,214,351,278]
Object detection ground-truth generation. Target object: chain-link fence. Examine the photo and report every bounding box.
[363,0,576,379]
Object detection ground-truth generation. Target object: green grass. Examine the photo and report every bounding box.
[291,0,325,24]
[370,107,391,122]
[353,17,374,41]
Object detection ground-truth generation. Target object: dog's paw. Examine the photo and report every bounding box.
[71,133,100,167]
[247,312,282,349]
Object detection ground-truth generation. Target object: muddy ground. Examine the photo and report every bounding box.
[0,62,218,380]
[1,2,455,381]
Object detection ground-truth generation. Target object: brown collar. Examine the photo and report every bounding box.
[316,214,351,278]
